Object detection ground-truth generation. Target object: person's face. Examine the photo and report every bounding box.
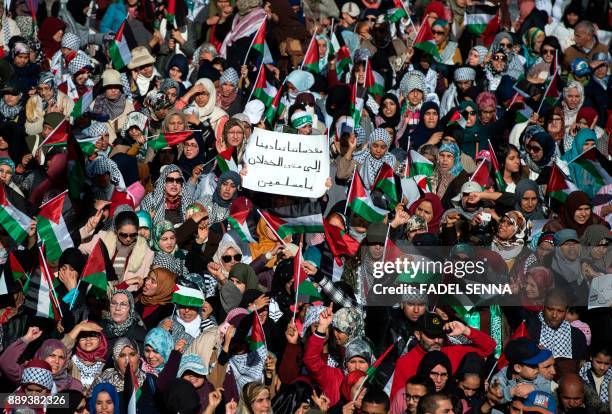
[533,33,544,53]
[165,88,178,104]
[414,201,433,224]
[402,303,426,322]
[179,306,199,322]
[116,346,139,375]
[590,239,608,260]
[24,383,50,396]
[432,25,446,45]
[165,172,183,197]
[467,49,481,66]
[456,80,472,93]
[425,12,438,27]
[201,301,213,319]
[144,345,164,368]
[346,356,369,373]
[221,83,235,98]
[492,53,507,72]
[525,138,544,162]
[37,83,54,101]
[222,247,241,272]
[158,230,176,253]
[429,364,449,391]
[370,140,387,160]
[525,275,540,299]
[358,24,370,39]
[463,107,477,127]
[356,65,366,84]
[565,88,581,109]
[143,272,158,296]
[75,72,89,85]
[520,190,538,213]
[316,39,327,57]
[0,136,7,150]
[334,328,349,345]
[560,240,580,261]
[361,402,387,414]
[0,164,12,184]
[227,126,244,146]
[405,384,427,414]
[538,356,556,380]
[182,372,206,388]
[505,149,521,173]
[52,29,65,43]
[105,86,121,101]
[566,12,579,25]
[220,179,237,201]
[251,389,271,414]
[169,66,183,81]
[592,63,608,79]
[14,53,29,68]
[547,114,563,134]
[541,45,556,63]
[44,348,66,374]
[573,26,591,48]
[167,114,185,133]
[110,293,131,323]
[479,105,495,124]
[298,124,312,135]
[183,138,199,160]
[382,98,397,117]
[591,352,611,377]
[423,109,438,128]
[195,90,210,107]
[95,391,114,414]
[368,243,385,261]
[416,331,444,351]
[516,364,539,381]
[571,204,591,225]
[138,64,154,78]
[432,398,453,414]
[3,93,19,106]
[438,151,454,170]
[117,224,138,246]
[458,374,481,397]
[78,333,101,353]
[560,384,584,409]
[408,90,423,106]
[536,241,554,263]
[543,304,567,328]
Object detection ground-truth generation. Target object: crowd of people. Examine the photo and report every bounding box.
[0,0,610,413]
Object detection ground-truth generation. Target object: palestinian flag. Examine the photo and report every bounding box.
[123,361,141,414]
[571,146,612,190]
[513,74,531,98]
[407,149,434,177]
[470,160,491,188]
[77,137,98,156]
[251,65,277,107]
[400,176,427,208]
[0,266,20,296]
[149,130,194,150]
[373,163,399,208]
[0,184,31,244]
[539,72,561,110]
[247,310,266,350]
[302,34,320,74]
[384,238,439,283]
[330,31,351,77]
[9,252,26,282]
[109,18,132,70]
[67,134,87,202]
[24,249,60,320]
[70,89,93,119]
[465,3,499,36]
[365,342,396,380]
[251,18,267,56]
[488,140,506,191]
[172,283,204,307]
[228,197,256,243]
[515,104,533,123]
[216,147,239,173]
[386,5,408,23]
[265,85,286,126]
[350,80,364,126]
[293,244,307,291]
[365,61,385,99]
[481,8,501,47]
[347,169,387,222]
[497,321,529,369]
[413,18,440,60]
[296,280,322,303]
[447,109,467,128]
[546,163,579,203]
[259,208,324,239]
[40,119,69,147]
[81,240,107,298]
[36,191,74,262]
[323,220,361,265]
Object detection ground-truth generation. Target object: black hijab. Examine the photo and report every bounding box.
[378,93,401,128]
[176,131,207,179]
[410,101,442,149]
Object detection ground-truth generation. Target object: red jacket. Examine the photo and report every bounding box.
[303,333,345,406]
[390,328,497,398]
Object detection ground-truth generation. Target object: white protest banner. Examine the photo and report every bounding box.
[243,128,330,198]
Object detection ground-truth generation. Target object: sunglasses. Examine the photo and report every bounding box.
[78,332,100,340]
[432,30,445,35]
[499,42,512,48]
[526,144,542,153]
[541,48,556,56]
[222,254,242,263]
[165,176,184,184]
[119,232,138,239]
[462,110,476,117]
[492,55,507,62]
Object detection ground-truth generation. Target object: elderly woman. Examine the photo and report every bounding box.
[136,266,177,329]
[200,170,241,224]
[100,290,147,351]
[25,71,73,135]
[489,32,524,79]
[92,69,135,143]
[562,81,585,138]
[491,211,528,270]
[432,142,469,209]
[216,68,243,116]
[336,128,398,190]
[141,164,195,226]
[178,78,229,138]
[432,19,461,65]
[80,209,153,285]
[562,129,600,198]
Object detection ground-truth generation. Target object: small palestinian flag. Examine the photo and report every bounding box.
[570,146,612,191]
[265,86,286,126]
[541,72,561,108]
[81,240,108,298]
[259,208,324,240]
[77,137,98,156]
[247,310,267,350]
[9,251,26,282]
[36,191,74,262]
[407,149,434,177]
[166,0,177,26]
[24,248,60,320]
[251,65,277,107]
[216,146,239,173]
[386,2,408,23]
[70,89,93,119]
[347,169,387,222]
[488,140,506,191]
[0,263,20,296]
[365,60,385,99]
[469,160,491,188]
[40,119,69,147]
[350,80,364,126]
[302,34,320,74]
[330,31,351,77]
[172,283,205,307]
[296,280,322,303]
[546,162,578,203]
[413,18,440,60]
[109,18,132,70]
[465,3,499,36]
[123,361,141,414]
[149,130,194,150]
[0,184,31,243]
[323,220,361,265]
[447,109,467,129]
[228,197,256,243]
[365,342,396,380]
[372,163,398,208]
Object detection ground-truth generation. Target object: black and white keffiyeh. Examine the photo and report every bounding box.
[140,164,195,225]
[538,312,573,359]
[579,362,611,404]
[352,128,395,189]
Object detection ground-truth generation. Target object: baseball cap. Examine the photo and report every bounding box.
[341,2,360,18]
[571,58,591,77]
[505,338,552,365]
[590,52,611,64]
[554,229,579,246]
[522,391,557,414]
[416,313,446,338]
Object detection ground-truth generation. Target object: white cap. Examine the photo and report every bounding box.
[243,100,266,124]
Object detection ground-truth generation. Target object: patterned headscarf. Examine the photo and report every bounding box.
[152,220,176,253]
[86,156,125,188]
[104,290,137,337]
[219,68,239,87]
[439,142,463,176]
[160,78,180,93]
[0,157,15,172]
[332,307,364,342]
[152,252,183,275]
[140,164,194,225]
[353,128,396,189]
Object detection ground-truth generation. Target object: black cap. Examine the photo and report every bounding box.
[416,313,446,338]
[505,338,552,366]
[1,79,20,96]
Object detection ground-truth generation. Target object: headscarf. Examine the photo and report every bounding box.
[353,128,396,189]
[92,89,128,120]
[38,17,66,59]
[562,81,584,129]
[250,218,280,267]
[416,350,453,392]
[89,383,120,414]
[522,28,545,69]
[562,129,599,197]
[411,101,442,149]
[377,93,401,128]
[104,290,137,337]
[140,267,176,306]
[75,332,108,363]
[522,128,557,175]
[408,194,444,234]
[152,220,177,253]
[514,179,546,220]
[34,340,72,391]
[558,191,599,237]
[439,142,463,177]
[190,78,227,126]
[492,211,527,262]
[140,164,194,225]
[176,132,207,179]
[0,89,23,120]
[489,32,524,79]
[228,263,260,290]
[447,0,465,32]
[144,327,174,373]
[551,241,583,285]
[213,234,244,277]
[216,68,240,111]
[212,170,241,208]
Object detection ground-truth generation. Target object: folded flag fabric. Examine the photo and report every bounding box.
[465,3,499,36]
[546,162,579,203]
[323,220,361,265]
[413,18,440,60]
[259,202,324,239]
[81,240,108,298]
[347,169,387,222]
[36,191,74,262]
[149,131,195,150]
[40,119,69,147]
[228,197,256,243]
[373,163,399,208]
[70,89,93,119]
[570,146,612,191]
[0,184,31,244]
[407,149,434,177]
[488,140,506,191]
[247,311,266,350]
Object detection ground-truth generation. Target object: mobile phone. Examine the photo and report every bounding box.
[480,212,492,222]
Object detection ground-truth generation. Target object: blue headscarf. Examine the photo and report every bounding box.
[439,142,463,177]
[89,383,120,414]
[213,170,241,208]
[562,128,598,197]
[144,327,174,373]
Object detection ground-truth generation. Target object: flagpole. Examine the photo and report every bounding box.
[470,160,486,182]
[404,136,412,177]
[508,92,519,108]
[352,376,368,402]
[300,28,318,71]
[243,18,265,67]
[344,165,357,215]
[38,189,68,210]
[291,241,302,323]
[256,209,288,246]
[247,64,264,103]
[37,244,63,319]
[536,75,552,115]
[69,279,81,310]
[486,358,499,382]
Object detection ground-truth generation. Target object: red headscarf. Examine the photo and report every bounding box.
[341,370,367,402]
[408,194,444,234]
[576,107,598,127]
[75,332,108,363]
[38,17,66,59]
[424,1,446,21]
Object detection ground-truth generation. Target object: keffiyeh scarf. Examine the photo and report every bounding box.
[352,151,396,190]
[140,164,194,225]
[538,312,572,358]
[0,99,22,120]
[72,356,105,389]
[103,290,137,337]
[579,362,611,404]
[229,345,267,392]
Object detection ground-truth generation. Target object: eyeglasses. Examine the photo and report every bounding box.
[430,371,449,378]
[405,394,424,402]
[183,142,199,148]
[526,144,542,153]
[492,55,507,62]
[110,301,130,308]
[222,254,242,263]
[542,48,556,56]
[432,30,445,35]
[118,232,138,239]
[462,110,476,117]
[165,176,184,184]
[499,42,512,48]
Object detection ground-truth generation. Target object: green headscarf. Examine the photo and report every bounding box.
[522,28,545,69]
[228,263,260,290]
[0,158,15,172]
[562,128,598,197]
[458,101,487,159]
[153,220,176,253]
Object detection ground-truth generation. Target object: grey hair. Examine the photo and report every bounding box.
[575,20,595,35]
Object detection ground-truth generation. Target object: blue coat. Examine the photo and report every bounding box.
[100,0,127,33]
